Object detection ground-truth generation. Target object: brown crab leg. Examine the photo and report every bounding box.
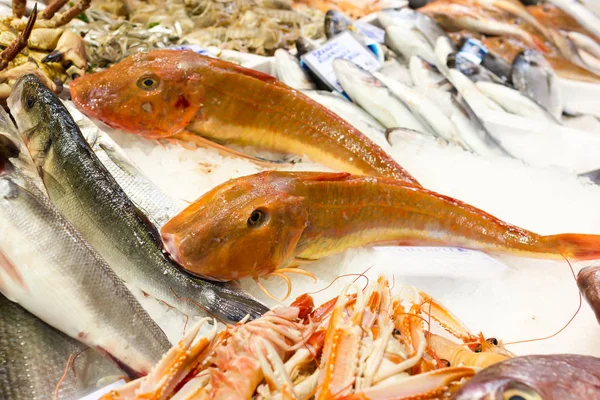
[41,0,70,20]
[52,0,91,27]
[0,4,37,71]
[12,0,26,18]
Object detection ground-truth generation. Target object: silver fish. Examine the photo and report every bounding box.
[378,58,414,87]
[274,49,317,90]
[0,109,171,377]
[453,354,600,400]
[475,81,559,123]
[333,58,428,132]
[0,294,124,400]
[385,24,437,65]
[409,55,448,90]
[374,71,463,144]
[385,126,450,148]
[511,50,564,120]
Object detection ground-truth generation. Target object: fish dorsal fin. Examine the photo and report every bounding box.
[301,172,352,182]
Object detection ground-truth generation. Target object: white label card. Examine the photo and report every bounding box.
[301,31,381,92]
[370,247,510,279]
[355,22,386,44]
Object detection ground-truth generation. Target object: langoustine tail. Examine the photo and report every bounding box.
[544,233,600,261]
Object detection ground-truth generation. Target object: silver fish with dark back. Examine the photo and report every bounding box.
[0,110,171,378]
[8,74,269,324]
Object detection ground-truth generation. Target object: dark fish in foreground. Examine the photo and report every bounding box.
[69,50,420,185]
[161,171,600,282]
[453,354,600,400]
[577,266,600,325]
[8,74,269,324]
[0,294,124,400]
[0,110,171,378]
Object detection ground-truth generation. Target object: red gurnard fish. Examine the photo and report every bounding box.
[70,50,420,185]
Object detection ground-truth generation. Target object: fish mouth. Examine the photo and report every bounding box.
[161,232,184,267]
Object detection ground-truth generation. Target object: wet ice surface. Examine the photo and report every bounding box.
[102,112,600,357]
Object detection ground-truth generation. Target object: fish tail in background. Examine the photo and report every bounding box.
[543,234,600,261]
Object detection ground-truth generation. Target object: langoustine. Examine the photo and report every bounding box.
[162,171,600,289]
[69,49,420,185]
[101,277,511,399]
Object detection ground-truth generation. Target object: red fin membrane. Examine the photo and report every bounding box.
[0,247,26,290]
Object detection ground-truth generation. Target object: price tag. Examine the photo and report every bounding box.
[457,38,489,65]
[355,22,385,44]
[78,380,127,400]
[301,31,381,92]
[370,247,510,279]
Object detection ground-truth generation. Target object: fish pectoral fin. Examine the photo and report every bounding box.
[172,130,299,168]
[290,256,320,266]
[299,172,352,182]
[40,168,67,197]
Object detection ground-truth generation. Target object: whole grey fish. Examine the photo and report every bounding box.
[66,101,182,228]
[452,354,600,400]
[8,74,269,324]
[0,294,124,400]
[512,50,564,120]
[0,112,171,377]
[577,266,600,325]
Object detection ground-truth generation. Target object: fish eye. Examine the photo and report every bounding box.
[137,75,159,91]
[486,337,499,346]
[24,94,36,110]
[502,383,543,400]
[247,209,267,228]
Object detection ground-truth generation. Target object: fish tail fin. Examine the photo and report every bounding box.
[544,233,600,261]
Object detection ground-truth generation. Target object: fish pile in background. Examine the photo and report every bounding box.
[70,0,325,70]
[271,3,600,157]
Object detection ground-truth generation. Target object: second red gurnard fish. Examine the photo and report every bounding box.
[161,171,600,282]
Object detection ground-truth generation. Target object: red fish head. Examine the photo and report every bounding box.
[70,50,206,139]
[161,172,309,281]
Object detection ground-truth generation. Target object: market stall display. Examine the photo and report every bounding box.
[2,0,600,399]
